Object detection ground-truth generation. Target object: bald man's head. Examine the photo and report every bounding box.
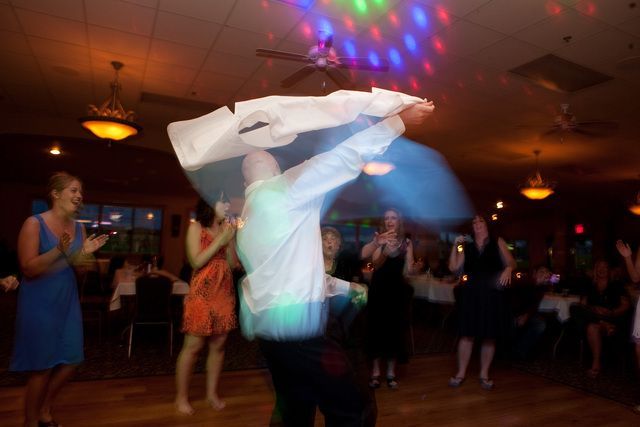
[242,150,282,186]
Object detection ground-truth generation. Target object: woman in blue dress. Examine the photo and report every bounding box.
[11,172,108,427]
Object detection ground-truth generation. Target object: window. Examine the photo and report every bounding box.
[31,199,163,255]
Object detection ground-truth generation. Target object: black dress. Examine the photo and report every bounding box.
[365,241,413,363]
[456,238,510,340]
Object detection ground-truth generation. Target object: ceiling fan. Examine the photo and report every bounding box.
[540,103,618,140]
[256,31,389,89]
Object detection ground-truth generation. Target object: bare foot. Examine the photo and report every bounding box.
[207,396,226,411]
[175,399,195,415]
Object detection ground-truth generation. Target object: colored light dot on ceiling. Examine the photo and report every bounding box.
[436,7,450,24]
[354,0,367,14]
[476,73,484,82]
[370,79,377,87]
[343,40,356,56]
[412,6,428,28]
[302,23,312,38]
[432,37,445,54]
[389,12,399,26]
[368,51,380,67]
[422,61,434,75]
[391,83,399,91]
[343,16,355,31]
[410,77,419,90]
[545,1,563,15]
[389,48,402,66]
[370,26,381,41]
[404,34,417,51]
[261,0,269,9]
[499,75,509,85]
[267,32,274,41]
[318,18,333,36]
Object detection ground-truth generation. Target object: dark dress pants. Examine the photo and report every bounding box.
[258,336,368,427]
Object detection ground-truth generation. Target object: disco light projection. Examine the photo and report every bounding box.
[318,18,334,37]
[354,0,367,14]
[368,51,381,67]
[404,34,417,51]
[436,6,451,25]
[388,48,402,66]
[412,6,428,28]
[343,39,357,57]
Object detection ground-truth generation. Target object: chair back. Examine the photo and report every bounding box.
[134,274,173,323]
[79,270,108,298]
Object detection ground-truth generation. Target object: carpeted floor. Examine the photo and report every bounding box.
[1,295,638,408]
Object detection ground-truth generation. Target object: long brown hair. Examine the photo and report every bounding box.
[382,207,405,240]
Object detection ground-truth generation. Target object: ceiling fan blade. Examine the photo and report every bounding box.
[576,120,619,130]
[256,48,311,63]
[336,57,390,72]
[540,128,560,138]
[326,67,354,90]
[281,65,316,88]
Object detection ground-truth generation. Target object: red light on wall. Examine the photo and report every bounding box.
[574,224,584,234]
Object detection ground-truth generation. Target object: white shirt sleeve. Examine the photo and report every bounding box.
[284,115,405,205]
[325,274,351,297]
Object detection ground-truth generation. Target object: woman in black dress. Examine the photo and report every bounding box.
[448,215,515,390]
[361,208,415,389]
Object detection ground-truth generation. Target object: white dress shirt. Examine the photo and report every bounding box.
[236,115,406,341]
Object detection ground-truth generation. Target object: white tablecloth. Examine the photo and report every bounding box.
[109,280,190,311]
[409,275,456,303]
[408,274,579,322]
[538,294,580,323]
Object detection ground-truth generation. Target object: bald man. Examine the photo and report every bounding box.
[235,101,434,427]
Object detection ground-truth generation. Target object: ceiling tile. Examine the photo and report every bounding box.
[28,36,90,63]
[514,8,608,51]
[124,0,159,8]
[202,51,263,78]
[308,0,402,28]
[429,19,505,57]
[227,0,305,38]
[148,39,208,67]
[573,0,640,26]
[85,0,156,36]
[470,37,547,72]
[16,8,88,46]
[213,26,281,58]
[192,70,247,94]
[90,49,146,78]
[375,1,456,44]
[0,52,42,84]
[555,28,640,69]
[466,0,568,35]
[0,4,21,31]
[287,11,364,46]
[10,0,85,21]
[413,0,492,18]
[158,0,234,23]
[0,29,31,55]
[88,25,150,59]
[38,57,92,85]
[141,77,191,97]
[616,15,640,38]
[4,82,53,110]
[153,10,222,49]
[144,60,198,85]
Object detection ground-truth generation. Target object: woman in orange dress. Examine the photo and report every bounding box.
[175,194,238,415]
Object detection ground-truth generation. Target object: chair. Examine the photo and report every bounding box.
[128,274,174,358]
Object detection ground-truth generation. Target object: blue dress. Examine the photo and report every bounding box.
[10,215,84,371]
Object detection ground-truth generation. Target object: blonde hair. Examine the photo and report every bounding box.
[47,172,81,207]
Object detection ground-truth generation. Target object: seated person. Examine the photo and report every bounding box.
[148,255,180,282]
[509,266,549,360]
[574,260,630,378]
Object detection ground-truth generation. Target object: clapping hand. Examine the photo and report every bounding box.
[219,219,236,245]
[82,234,109,255]
[57,232,72,255]
[374,230,397,247]
[0,275,18,292]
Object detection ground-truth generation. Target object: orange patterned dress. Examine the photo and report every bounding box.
[182,229,238,335]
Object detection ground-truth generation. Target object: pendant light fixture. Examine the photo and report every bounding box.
[79,61,141,141]
[520,149,555,200]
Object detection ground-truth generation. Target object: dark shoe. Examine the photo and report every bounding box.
[448,376,465,387]
[386,376,399,390]
[39,421,60,427]
[479,378,494,390]
[368,375,381,388]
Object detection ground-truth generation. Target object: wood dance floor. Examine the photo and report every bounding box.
[0,354,636,426]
